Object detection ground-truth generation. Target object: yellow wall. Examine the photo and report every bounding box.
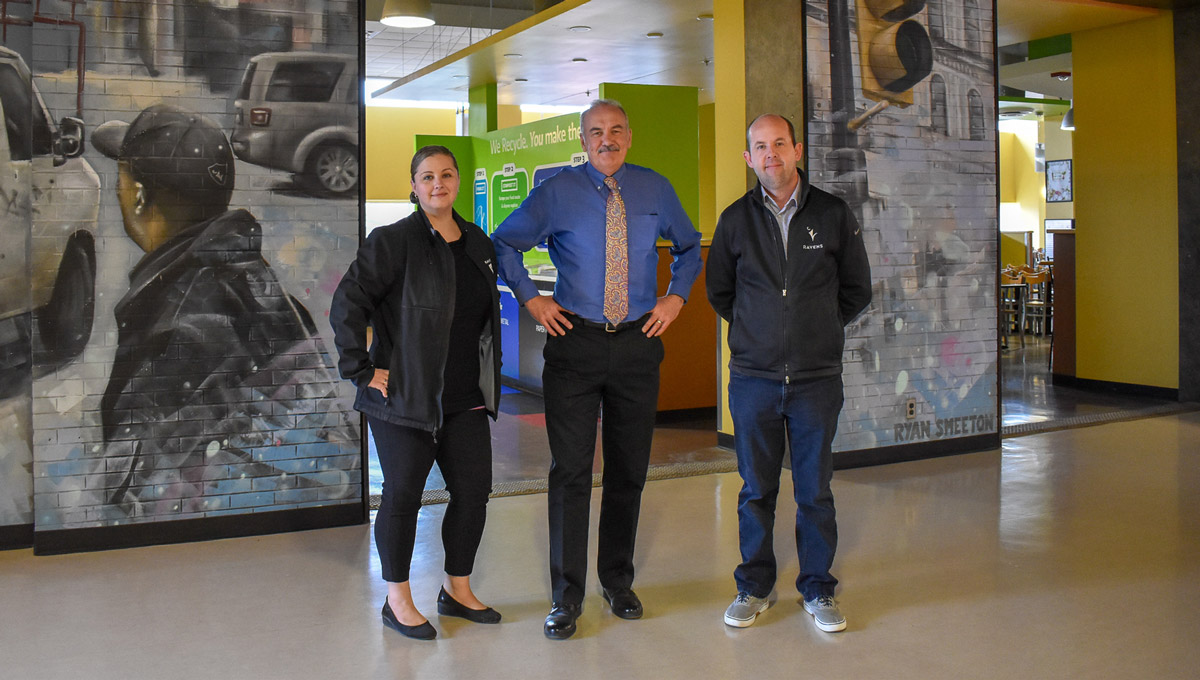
[999,131,1016,202]
[1000,233,1027,269]
[365,107,457,200]
[698,102,716,236]
[999,121,1044,247]
[713,0,746,436]
[1073,13,1178,388]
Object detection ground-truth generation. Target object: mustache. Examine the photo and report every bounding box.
[596,143,621,153]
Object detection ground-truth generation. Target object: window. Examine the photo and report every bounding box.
[237,62,258,101]
[967,89,985,141]
[0,63,32,160]
[964,0,982,54]
[930,75,948,135]
[266,61,345,103]
[927,0,944,39]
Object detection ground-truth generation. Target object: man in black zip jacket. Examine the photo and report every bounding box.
[706,113,871,633]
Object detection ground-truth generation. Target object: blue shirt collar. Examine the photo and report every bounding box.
[585,161,628,189]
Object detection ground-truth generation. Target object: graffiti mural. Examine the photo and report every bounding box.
[805,0,998,451]
[0,0,361,540]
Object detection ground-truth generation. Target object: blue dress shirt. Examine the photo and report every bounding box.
[491,162,702,324]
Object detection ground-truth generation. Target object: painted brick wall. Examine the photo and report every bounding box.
[805,0,998,451]
[0,0,361,538]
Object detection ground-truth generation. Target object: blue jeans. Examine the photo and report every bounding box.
[729,371,843,600]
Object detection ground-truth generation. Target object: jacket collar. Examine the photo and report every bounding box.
[749,168,812,212]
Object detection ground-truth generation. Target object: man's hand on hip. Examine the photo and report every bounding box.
[643,294,685,337]
[525,295,573,336]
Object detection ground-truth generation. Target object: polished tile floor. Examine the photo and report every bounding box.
[368,335,1174,498]
[999,336,1175,428]
[3,411,1197,678]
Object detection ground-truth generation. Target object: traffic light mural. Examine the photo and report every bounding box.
[856,0,934,106]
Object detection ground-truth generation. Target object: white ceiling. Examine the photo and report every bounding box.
[363,0,1165,105]
[371,0,715,107]
[366,21,498,80]
[1001,53,1073,99]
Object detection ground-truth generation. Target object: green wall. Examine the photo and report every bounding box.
[600,83,701,235]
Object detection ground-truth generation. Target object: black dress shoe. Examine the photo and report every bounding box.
[382,598,437,640]
[437,587,502,624]
[602,587,643,619]
[543,602,582,640]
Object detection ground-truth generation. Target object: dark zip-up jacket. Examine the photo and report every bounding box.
[329,209,501,432]
[706,172,872,381]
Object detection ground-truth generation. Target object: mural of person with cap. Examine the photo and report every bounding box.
[92,103,357,515]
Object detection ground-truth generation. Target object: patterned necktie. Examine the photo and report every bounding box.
[603,176,629,325]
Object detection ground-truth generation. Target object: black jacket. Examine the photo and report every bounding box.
[706,172,872,381]
[329,210,501,431]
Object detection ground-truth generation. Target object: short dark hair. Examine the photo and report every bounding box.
[746,113,797,149]
[409,145,458,204]
[580,99,628,130]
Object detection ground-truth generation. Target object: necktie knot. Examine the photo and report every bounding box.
[604,176,618,192]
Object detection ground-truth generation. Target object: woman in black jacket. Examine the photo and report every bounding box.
[330,146,502,640]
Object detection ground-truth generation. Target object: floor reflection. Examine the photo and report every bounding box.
[1000,335,1173,427]
[362,334,1179,498]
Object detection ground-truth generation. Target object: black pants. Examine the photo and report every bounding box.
[542,321,664,605]
[368,409,492,583]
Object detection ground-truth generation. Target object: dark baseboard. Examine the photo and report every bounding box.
[33,502,366,556]
[718,432,734,450]
[714,432,999,470]
[0,523,34,551]
[1051,375,1180,401]
[832,434,999,469]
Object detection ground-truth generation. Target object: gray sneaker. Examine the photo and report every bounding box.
[724,592,771,627]
[803,595,847,632]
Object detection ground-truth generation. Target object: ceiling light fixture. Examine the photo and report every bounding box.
[504,53,523,59]
[572,57,588,63]
[646,32,663,38]
[1061,103,1075,131]
[380,0,435,28]
[697,13,714,20]
[1051,71,1071,81]
[569,25,591,32]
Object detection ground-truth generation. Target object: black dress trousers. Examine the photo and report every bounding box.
[542,318,664,605]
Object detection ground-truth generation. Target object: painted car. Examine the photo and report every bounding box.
[0,46,101,363]
[230,51,359,195]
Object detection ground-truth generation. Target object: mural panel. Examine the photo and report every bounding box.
[805,0,998,451]
[0,0,361,538]
[0,18,36,531]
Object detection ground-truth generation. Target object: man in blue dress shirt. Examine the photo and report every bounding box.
[492,99,702,640]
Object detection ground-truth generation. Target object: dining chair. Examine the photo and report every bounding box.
[1023,269,1051,336]
[1000,271,1025,348]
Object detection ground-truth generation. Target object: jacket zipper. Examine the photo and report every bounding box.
[763,199,791,384]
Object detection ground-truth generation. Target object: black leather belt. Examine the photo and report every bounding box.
[568,313,650,333]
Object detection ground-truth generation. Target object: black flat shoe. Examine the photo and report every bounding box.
[602,587,643,620]
[437,587,501,624]
[543,602,582,640]
[382,598,436,640]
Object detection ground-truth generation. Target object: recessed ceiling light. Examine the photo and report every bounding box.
[697,13,713,21]
[569,25,591,32]
[452,74,468,79]
[572,57,588,63]
[646,32,663,38]
[504,53,523,59]
[515,78,528,82]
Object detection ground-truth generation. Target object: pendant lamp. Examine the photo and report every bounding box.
[381,0,435,28]
[1061,104,1075,131]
